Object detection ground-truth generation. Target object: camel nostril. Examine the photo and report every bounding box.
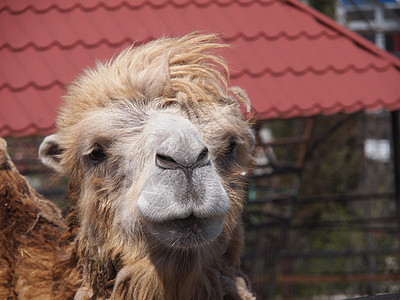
[197,148,208,162]
[195,147,210,167]
[156,153,177,164]
[155,153,179,170]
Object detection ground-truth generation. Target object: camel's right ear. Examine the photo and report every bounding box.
[39,134,65,174]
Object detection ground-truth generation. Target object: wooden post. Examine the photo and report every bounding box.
[296,117,314,168]
[391,111,400,265]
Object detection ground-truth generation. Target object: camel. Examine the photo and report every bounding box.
[0,138,68,299]
[2,33,255,299]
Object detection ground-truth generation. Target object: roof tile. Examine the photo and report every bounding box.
[0,87,62,136]
[1,0,400,136]
[236,66,400,119]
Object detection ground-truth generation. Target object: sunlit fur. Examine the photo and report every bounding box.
[41,33,255,299]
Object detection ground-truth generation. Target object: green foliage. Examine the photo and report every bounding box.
[309,0,336,18]
[265,113,398,298]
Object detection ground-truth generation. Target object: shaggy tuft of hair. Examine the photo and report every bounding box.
[58,33,249,130]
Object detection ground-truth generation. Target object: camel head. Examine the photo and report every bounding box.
[39,33,254,298]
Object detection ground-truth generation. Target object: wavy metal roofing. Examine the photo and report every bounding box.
[1,0,400,137]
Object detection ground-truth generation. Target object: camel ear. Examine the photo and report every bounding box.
[229,86,252,113]
[39,134,65,174]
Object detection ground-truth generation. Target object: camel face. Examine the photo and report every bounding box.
[40,99,246,250]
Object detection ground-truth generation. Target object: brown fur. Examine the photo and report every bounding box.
[3,33,256,299]
[0,138,68,299]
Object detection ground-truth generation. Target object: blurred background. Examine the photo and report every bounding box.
[1,0,400,299]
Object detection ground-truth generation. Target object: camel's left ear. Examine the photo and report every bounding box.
[229,86,252,114]
[39,134,65,174]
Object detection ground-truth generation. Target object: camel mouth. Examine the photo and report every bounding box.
[173,215,212,235]
[148,214,225,248]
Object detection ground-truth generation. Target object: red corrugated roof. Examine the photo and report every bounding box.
[1,0,400,137]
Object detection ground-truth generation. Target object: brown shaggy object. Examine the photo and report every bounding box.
[0,138,67,299]
[3,33,256,299]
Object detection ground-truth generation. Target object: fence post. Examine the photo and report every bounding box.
[391,110,400,266]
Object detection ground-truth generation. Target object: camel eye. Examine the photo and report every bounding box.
[227,140,237,156]
[89,144,106,163]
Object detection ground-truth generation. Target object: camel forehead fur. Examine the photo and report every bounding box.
[56,33,238,133]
